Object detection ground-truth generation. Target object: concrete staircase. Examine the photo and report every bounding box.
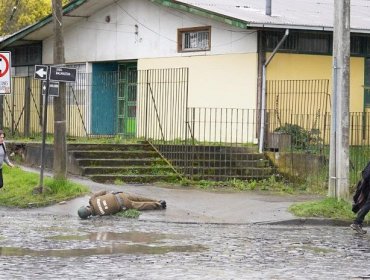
[68,143,180,183]
[157,145,276,181]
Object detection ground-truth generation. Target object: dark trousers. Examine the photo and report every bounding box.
[0,168,3,188]
[355,192,370,225]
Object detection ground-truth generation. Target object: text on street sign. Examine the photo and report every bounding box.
[49,66,77,82]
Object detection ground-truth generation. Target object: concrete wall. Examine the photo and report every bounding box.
[8,143,81,175]
[266,151,327,182]
[42,0,256,64]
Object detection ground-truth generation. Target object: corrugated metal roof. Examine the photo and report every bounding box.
[176,0,370,32]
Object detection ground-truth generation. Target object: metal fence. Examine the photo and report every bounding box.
[3,75,91,138]
[136,68,189,142]
[153,106,370,184]
[266,79,330,118]
[3,68,189,139]
[4,74,370,184]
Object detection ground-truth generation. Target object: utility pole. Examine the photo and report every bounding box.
[52,0,67,180]
[328,0,350,200]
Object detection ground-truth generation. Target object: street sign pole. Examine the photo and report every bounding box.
[37,70,50,193]
[33,64,76,193]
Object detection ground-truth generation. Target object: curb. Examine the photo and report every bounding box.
[257,218,354,227]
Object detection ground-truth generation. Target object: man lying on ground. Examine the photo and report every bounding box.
[78,190,166,219]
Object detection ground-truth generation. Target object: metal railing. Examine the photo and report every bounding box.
[4,74,370,184]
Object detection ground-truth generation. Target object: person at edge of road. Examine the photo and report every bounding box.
[351,161,370,234]
[77,190,166,219]
[0,129,14,189]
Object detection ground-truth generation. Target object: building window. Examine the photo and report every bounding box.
[8,43,42,67]
[298,33,330,54]
[178,26,211,52]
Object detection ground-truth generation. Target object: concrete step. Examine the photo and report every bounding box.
[165,152,266,161]
[170,159,271,168]
[71,150,159,159]
[68,143,153,151]
[88,174,180,183]
[81,166,175,176]
[157,144,258,154]
[189,174,274,181]
[76,158,165,167]
[181,166,275,177]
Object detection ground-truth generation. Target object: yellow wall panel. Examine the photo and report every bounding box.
[267,53,364,112]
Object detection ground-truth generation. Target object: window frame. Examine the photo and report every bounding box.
[177,26,211,53]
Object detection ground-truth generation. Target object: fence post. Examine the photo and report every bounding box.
[24,76,31,137]
[11,86,15,135]
[0,95,3,129]
[145,70,149,140]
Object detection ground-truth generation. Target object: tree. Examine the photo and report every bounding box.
[0,0,70,35]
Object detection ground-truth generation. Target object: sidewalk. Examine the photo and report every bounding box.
[22,166,333,225]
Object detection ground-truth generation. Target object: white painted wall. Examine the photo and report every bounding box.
[43,0,257,63]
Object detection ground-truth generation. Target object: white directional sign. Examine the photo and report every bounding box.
[0,51,11,94]
[34,65,49,80]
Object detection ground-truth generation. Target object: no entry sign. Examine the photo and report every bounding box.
[0,52,11,94]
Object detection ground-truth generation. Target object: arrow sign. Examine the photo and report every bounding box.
[34,65,49,80]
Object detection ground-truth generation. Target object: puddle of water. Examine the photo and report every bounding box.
[42,226,80,233]
[300,245,337,254]
[0,244,206,258]
[47,231,188,243]
[267,227,307,232]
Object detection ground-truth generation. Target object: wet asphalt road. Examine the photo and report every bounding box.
[1,209,370,280]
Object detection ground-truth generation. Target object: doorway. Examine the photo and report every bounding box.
[117,62,137,137]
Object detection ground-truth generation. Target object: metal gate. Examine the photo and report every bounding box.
[265,79,330,149]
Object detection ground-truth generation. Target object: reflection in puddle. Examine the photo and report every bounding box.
[300,245,336,254]
[48,231,188,243]
[0,244,206,257]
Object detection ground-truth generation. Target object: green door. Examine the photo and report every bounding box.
[365,58,370,110]
[118,63,137,137]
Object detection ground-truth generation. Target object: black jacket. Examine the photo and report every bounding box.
[352,161,370,213]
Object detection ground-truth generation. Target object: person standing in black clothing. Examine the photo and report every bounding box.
[351,161,370,234]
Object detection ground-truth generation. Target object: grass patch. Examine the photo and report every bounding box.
[0,166,89,208]
[8,134,143,145]
[288,198,359,220]
[115,209,141,219]
[175,176,297,194]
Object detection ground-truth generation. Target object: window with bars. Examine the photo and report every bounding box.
[178,26,211,52]
[265,30,370,56]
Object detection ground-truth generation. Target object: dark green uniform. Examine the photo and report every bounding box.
[89,190,162,216]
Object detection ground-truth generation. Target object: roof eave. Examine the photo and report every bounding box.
[0,0,87,49]
[150,0,249,29]
[249,23,331,31]
[250,22,370,34]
